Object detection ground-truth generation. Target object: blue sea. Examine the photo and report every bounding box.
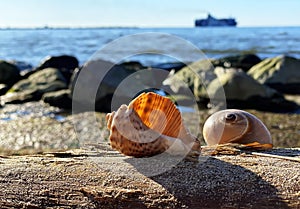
[0,27,300,67]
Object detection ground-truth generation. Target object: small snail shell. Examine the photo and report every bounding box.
[203,109,272,148]
[106,92,200,157]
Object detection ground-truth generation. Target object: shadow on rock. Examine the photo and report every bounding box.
[125,156,290,209]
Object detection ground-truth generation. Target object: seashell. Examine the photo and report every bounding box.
[202,109,273,149]
[106,92,200,157]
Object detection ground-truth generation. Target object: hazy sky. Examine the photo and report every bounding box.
[1,0,300,27]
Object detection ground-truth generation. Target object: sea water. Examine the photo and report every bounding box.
[0,27,300,66]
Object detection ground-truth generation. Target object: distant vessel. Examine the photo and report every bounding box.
[195,14,237,27]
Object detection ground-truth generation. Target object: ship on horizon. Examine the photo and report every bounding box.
[195,13,237,27]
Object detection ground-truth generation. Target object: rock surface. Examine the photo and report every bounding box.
[0,84,9,96]
[210,67,277,100]
[0,101,299,208]
[37,55,79,71]
[0,60,21,87]
[162,59,215,102]
[1,54,300,114]
[163,60,298,112]
[208,67,298,112]
[212,54,262,72]
[72,60,170,112]
[0,145,299,209]
[37,55,79,83]
[42,89,72,109]
[1,68,67,104]
[10,60,33,71]
[151,62,187,72]
[248,55,300,94]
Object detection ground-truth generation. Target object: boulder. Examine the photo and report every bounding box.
[151,62,187,72]
[70,61,149,95]
[0,60,21,86]
[162,59,298,112]
[42,89,72,109]
[247,55,300,94]
[10,60,33,71]
[71,60,170,113]
[36,55,79,84]
[119,61,144,71]
[162,59,215,102]
[37,55,79,71]
[210,67,277,100]
[1,68,67,104]
[208,68,298,112]
[20,68,36,78]
[212,54,262,72]
[0,84,9,96]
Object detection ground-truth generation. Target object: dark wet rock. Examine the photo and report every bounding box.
[10,68,67,93]
[20,69,36,79]
[69,61,147,98]
[71,59,170,113]
[10,60,33,71]
[36,55,79,84]
[119,61,144,71]
[0,89,37,105]
[151,62,187,72]
[1,68,67,104]
[0,84,9,96]
[248,55,300,94]
[0,60,21,86]
[37,55,79,71]
[68,67,80,91]
[20,68,36,78]
[42,89,72,109]
[20,55,79,84]
[212,54,261,72]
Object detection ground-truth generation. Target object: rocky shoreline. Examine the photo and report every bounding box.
[1,54,300,113]
[0,101,299,155]
[0,54,300,208]
[0,53,300,154]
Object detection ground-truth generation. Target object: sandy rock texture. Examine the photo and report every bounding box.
[0,145,299,209]
[0,101,299,208]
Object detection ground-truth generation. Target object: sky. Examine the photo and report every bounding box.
[0,0,300,28]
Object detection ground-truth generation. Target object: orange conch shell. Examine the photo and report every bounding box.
[106,92,200,157]
[203,109,273,149]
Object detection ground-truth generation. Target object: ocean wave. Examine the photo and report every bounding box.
[0,27,300,65]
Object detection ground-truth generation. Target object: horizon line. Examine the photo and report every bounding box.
[1,25,300,30]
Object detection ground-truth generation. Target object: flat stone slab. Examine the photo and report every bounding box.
[0,144,299,209]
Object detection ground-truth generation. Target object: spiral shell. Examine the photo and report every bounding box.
[106,92,200,157]
[203,109,272,149]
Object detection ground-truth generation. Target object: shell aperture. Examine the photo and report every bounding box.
[203,109,272,148]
